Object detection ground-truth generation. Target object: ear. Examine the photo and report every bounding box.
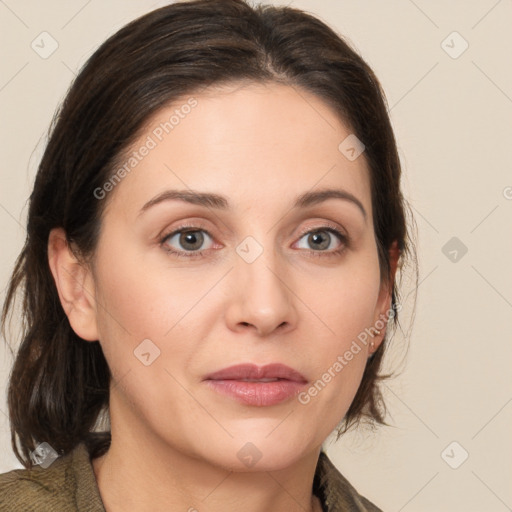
[371,240,400,351]
[47,227,99,341]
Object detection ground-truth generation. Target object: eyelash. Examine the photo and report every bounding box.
[159,222,349,260]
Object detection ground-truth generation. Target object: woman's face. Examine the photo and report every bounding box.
[85,82,392,470]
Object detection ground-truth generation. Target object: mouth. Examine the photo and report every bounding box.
[203,363,308,406]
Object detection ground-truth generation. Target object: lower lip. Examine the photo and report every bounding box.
[205,379,306,406]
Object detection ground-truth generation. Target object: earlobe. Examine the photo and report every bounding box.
[47,227,99,341]
[388,240,400,284]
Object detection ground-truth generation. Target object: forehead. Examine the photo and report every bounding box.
[103,81,372,219]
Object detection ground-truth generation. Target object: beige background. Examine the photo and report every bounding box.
[1,1,511,511]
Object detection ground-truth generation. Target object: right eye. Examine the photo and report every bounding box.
[160,227,216,259]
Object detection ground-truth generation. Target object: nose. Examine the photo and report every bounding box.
[224,245,298,337]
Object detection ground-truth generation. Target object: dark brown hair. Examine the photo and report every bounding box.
[2,0,416,469]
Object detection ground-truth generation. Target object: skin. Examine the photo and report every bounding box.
[48,81,398,512]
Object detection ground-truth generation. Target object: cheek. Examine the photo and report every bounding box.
[93,242,203,340]
[305,250,382,342]
[296,252,381,413]
[91,237,224,383]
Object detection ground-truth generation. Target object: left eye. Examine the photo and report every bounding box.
[295,229,343,251]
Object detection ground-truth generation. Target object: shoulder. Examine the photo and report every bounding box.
[0,442,105,512]
[0,451,74,511]
[315,451,383,512]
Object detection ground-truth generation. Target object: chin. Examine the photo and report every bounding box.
[203,433,316,473]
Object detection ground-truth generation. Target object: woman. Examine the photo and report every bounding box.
[0,0,415,510]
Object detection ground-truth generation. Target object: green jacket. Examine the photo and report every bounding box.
[0,443,382,511]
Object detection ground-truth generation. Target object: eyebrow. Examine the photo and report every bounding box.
[139,187,367,221]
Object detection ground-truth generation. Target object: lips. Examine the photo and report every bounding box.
[203,363,308,406]
[204,363,308,383]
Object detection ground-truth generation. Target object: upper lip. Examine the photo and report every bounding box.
[204,363,308,383]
